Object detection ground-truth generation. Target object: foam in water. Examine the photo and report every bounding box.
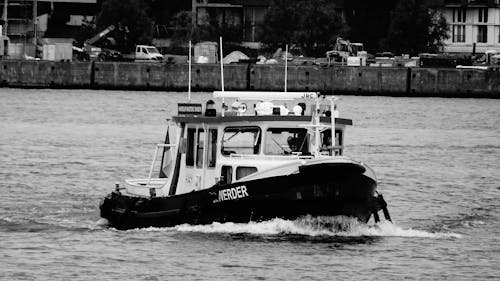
[131,216,461,239]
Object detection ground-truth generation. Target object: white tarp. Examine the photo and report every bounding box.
[223,51,249,64]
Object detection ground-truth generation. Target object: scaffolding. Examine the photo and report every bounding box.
[0,0,37,58]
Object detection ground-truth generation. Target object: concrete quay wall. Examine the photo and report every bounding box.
[1,60,499,98]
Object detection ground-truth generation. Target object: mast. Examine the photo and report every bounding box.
[33,0,37,47]
[219,36,224,116]
[284,44,288,93]
[329,97,337,155]
[188,40,192,102]
[219,36,224,92]
[314,98,320,157]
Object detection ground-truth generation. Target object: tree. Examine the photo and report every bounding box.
[96,0,154,53]
[259,0,300,47]
[343,0,399,53]
[194,10,243,43]
[294,0,347,56]
[380,0,449,55]
[170,11,194,44]
[260,0,347,56]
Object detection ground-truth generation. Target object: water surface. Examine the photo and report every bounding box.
[1,89,499,280]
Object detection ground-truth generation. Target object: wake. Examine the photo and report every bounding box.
[130,216,462,239]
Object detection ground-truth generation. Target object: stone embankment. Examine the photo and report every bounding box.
[0,60,499,98]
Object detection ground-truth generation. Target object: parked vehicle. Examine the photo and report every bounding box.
[80,25,124,61]
[326,37,367,65]
[122,45,163,62]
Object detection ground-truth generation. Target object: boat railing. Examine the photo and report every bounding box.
[146,143,177,187]
[226,153,314,160]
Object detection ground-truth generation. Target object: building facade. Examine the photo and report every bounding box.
[433,0,500,53]
[192,0,270,42]
[0,0,96,58]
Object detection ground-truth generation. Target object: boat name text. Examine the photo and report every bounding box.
[213,186,249,203]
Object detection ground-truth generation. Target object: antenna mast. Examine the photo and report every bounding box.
[284,44,288,93]
[219,36,224,92]
[188,40,192,102]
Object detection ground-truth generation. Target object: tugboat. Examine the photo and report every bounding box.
[99,91,392,230]
[99,40,391,230]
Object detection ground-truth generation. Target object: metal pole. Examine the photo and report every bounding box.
[314,99,320,157]
[330,98,336,155]
[147,145,160,186]
[219,36,224,92]
[33,0,37,47]
[220,36,224,117]
[188,40,192,102]
[285,44,288,93]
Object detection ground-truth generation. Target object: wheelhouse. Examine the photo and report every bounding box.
[124,92,353,198]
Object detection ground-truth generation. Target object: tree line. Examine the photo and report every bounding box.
[78,0,449,57]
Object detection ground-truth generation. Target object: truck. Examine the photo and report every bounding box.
[78,26,163,62]
[125,45,164,62]
[79,25,123,61]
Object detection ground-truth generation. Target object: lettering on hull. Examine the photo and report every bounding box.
[213,185,249,203]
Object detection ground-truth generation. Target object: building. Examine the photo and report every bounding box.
[432,0,500,53]
[192,0,271,43]
[191,0,391,51]
[0,0,96,58]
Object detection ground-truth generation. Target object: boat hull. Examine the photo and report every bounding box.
[100,168,387,230]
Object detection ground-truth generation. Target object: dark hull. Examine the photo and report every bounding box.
[100,167,389,230]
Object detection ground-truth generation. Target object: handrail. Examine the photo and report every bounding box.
[226,153,314,160]
[146,143,177,186]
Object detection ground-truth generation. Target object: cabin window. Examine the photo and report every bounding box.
[186,128,196,166]
[160,129,173,178]
[320,129,343,155]
[221,165,232,184]
[221,127,261,155]
[196,129,205,168]
[265,128,309,155]
[236,166,258,180]
[207,129,217,168]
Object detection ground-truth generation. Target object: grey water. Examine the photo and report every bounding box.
[0,88,499,280]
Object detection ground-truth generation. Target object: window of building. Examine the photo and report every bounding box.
[236,166,258,180]
[186,128,196,166]
[196,129,205,168]
[207,129,217,168]
[453,25,466,42]
[478,25,488,43]
[265,128,309,155]
[478,8,488,23]
[453,8,466,23]
[221,127,261,155]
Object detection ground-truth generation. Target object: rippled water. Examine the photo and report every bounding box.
[1,89,499,280]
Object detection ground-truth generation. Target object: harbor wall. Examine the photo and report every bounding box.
[1,60,499,98]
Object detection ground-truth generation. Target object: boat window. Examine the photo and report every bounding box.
[196,129,205,168]
[207,129,217,168]
[236,166,258,180]
[186,128,196,166]
[221,127,261,155]
[320,129,343,156]
[265,128,309,155]
[221,165,232,184]
[160,129,173,178]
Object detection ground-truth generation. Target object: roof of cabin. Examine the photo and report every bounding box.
[172,115,353,125]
